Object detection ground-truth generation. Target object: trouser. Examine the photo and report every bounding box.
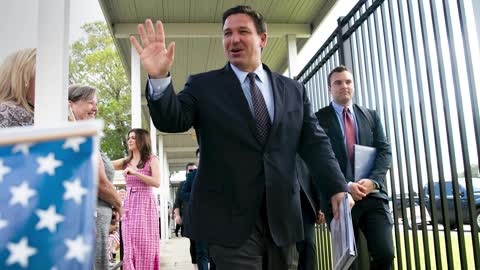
[296,220,316,270]
[175,223,183,236]
[351,197,394,270]
[209,214,295,270]
[196,240,209,270]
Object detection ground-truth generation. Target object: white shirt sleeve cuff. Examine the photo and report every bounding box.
[148,76,172,100]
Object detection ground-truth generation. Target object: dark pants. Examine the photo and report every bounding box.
[296,219,316,270]
[209,257,217,270]
[196,240,209,270]
[209,214,295,270]
[175,223,183,236]
[351,197,394,270]
[190,239,197,264]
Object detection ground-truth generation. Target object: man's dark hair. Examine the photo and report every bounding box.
[195,148,200,157]
[185,162,196,171]
[328,65,351,86]
[222,5,267,34]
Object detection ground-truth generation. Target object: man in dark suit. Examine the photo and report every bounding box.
[173,162,197,237]
[181,149,215,270]
[316,65,394,270]
[130,5,353,269]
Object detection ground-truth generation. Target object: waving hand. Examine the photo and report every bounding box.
[130,19,175,78]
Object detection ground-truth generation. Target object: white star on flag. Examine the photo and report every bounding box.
[35,205,65,233]
[63,178,88,204]
[64,236,91,263]
[0,159,12,183]
[0,218,8,229]
[10,181,37,207]
[6,237,37,268]
[36,153,62,176]
[12,143,33,155]
[62,137,86,152]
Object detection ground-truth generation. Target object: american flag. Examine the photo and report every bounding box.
[0,133,98,269]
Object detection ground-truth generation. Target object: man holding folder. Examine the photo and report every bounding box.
[316,66,394,269]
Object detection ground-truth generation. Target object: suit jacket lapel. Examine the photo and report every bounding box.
[266,68,285,145]
[353,105,370,145]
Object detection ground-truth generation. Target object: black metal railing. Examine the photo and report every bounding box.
[301,0,480,269]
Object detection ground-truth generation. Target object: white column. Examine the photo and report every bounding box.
[150,118,157,156]
[131,46,142,128]
[286,34,298,79]
[162,152,170,241]
[157,135,170,240]
[34,0,70,126]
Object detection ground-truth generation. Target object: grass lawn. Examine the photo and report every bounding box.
[314,225,479,269]
[393,228,477,269]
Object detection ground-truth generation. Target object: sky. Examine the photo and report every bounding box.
[69,0,105,42]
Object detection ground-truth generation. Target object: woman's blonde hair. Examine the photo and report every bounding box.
[0,48,37,112]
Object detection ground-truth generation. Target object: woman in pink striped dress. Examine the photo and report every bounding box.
[113,128,160,269]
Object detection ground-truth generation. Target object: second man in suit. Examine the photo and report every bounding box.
[316,65,394,270]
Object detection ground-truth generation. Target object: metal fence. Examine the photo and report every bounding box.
[297,0,480,269]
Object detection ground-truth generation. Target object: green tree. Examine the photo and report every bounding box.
[69,21,131,159]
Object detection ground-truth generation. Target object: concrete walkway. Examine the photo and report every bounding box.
[160,236,194,270]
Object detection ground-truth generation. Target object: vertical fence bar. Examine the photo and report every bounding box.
[455,0,480,267]
[360,12,374,108]
[441,0,477,267]
[381,2,412,268]
[420,0,455,266]
[366,14,379,112]
[324,56,329,106]
[401,1,435,268]
[456,0,480,187]
[428,0,460,268]
[389,0,424,267]
[373,4,404,270]
[354,13,368,106]
[409,0,444,268]
[337,17,345,65]
[366,11,381,118]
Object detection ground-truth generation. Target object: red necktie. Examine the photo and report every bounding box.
[343,107,356,164]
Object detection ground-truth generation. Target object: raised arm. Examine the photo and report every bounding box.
[130,19,175,79]
[111,158,125,170]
